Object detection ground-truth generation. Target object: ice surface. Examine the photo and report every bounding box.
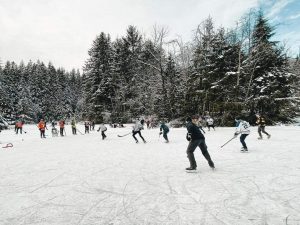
[0,125,299,225]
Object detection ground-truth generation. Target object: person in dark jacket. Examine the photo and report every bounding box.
[185,115,215,171]
[159,121,169,143]
[256,113,271,139]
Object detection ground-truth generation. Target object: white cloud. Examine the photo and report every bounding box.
[0,0,261,70]
[288,12,300,20]
[266,0,294,18]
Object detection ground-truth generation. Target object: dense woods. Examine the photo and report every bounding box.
[1,11,299,125]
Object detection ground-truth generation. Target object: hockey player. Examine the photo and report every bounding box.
[256,114,271,139]
[206,116,215,131]
[132,119,146,143]
[71,119,77,135]
[84,121,90,134]
[97,123,107,140]
[15,121,24,134]
[185,115,215,171]
[37,119,46,138]
[59,120,65,136]
[159,121,169,143]
[234,117,251,152]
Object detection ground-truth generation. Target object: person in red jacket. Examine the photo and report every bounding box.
[37,119,46,138]
[59,120,65,136]
[15,121,24,134]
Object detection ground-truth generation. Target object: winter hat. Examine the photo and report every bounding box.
[186,117,192,122]
[191,114,199,119]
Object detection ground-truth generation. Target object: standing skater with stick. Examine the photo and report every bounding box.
[185,115,215,171]
[234,117,251,152]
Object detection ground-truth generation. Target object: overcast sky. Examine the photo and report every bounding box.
[0,0,299,71]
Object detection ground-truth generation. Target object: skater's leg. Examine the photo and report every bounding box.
[240,134,248,149]
[199,140,214,168]
[138,131,146,142]
[261,126,270,136]
[41,130,45,138]
[101,131,106,139]
[258,126,263,138]
[132,131,139,142]
[186,140,200,169]
[163,131,169,142]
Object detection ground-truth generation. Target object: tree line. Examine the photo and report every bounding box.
[1,10,299,125]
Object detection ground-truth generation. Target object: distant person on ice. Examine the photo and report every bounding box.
[59,120,65,136]
[256,113,271,139]
[206,116,215,131]
[132,119,146,143]
[185,115,214,171]
[234,117,251,152]
[84,121,90,134]
[37,119,46,138]
[15,121,24,134]
[71,119,77,135]
[97,123,107,140]
[159,121,169,143]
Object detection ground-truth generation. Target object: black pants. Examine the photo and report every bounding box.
[240,134,249,149]
[163,131,169,141]
[258,126,269,138]
[40,129,46,138]
[101,131,106,140]
[132,131,145,143]
[207,125,215,131]
[16,127,22,134]
[72,127,76,135]
[60,128,64,136]
[186,139,213,168]
[85,126,89,134]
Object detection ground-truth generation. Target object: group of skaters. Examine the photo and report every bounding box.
[12,113,271,172]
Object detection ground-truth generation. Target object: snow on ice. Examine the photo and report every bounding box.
[0,124,300,225]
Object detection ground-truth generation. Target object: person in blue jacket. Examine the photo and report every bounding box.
[159,121,169,143]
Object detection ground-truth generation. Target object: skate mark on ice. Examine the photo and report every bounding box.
[29,172,66,193]
[76,195,111,225]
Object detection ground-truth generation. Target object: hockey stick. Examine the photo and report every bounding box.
[76,128,84,135]
[220,136,237,148]
[2,143,13,148]
[117,132,132,137]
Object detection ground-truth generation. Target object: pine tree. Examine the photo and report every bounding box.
[244,12,295,121]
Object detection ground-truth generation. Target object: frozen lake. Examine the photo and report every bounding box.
[0,124,300,225]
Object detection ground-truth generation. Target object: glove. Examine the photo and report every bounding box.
[159,132,162,135]
[234,132,239,137]
[186,133,191,141]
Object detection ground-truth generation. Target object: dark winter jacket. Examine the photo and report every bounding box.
[160,123,169,132]
[256,116,266,126]
[186,121,205,140]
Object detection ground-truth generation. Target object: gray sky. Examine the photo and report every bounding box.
[0,0,299,71]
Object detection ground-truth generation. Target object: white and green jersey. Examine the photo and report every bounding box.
[236,120,250,135]
[133,122,144,132]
